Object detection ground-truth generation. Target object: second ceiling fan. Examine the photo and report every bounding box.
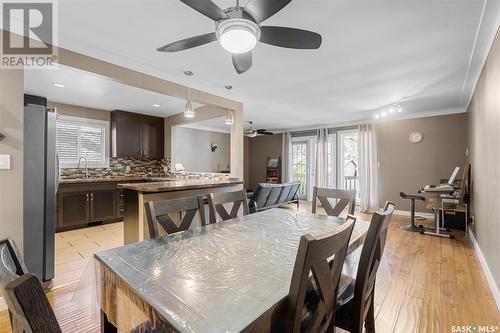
[157,0,322,74]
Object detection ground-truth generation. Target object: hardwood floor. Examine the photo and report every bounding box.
[1,206,499,332]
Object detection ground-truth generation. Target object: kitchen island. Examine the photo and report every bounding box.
[119,178,243,244]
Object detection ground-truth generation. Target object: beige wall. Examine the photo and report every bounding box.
[467,28,500,293]
[165,105,244,181]
[48,101,110,122]
[247,134,282,190]
[245,116,467,206]
[375,114,468,212]
[172,127,230,173]
[0,69,24,252]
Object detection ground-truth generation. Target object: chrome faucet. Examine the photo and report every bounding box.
[77,156,88,179]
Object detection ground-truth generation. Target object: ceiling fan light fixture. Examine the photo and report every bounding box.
[216,19,260,54]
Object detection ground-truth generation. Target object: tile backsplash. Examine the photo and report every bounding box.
[60,157,169,179]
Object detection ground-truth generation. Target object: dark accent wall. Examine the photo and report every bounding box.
[246,134,282,190]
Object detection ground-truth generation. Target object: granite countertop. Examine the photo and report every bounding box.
[58,175,175,184]
[118,178,243,193]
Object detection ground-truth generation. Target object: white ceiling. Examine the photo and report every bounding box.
[24,65,202,117]
[25,0,500,130]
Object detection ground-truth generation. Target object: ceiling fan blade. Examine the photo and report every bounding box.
[157,33,217,52]
[244,0,292,23]
[260,26,322,49]
[257,129,274,135]
[232,51,253,74]
[180,0,229,21]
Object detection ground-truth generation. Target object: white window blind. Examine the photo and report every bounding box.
[56,116,108,168]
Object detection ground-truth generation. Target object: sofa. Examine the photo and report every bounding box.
[247,181,301,213]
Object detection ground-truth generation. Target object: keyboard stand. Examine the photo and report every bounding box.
[420,189,455,239]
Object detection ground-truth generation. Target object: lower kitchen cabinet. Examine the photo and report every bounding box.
[58,192,90,229]
[90,189,117,222]
[57,182,121,232]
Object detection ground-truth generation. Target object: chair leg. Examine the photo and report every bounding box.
[365,299,376,333]
[296,200,300,210]
[400,199,422,233]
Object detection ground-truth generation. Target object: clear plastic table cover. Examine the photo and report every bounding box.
[93,209,370,333]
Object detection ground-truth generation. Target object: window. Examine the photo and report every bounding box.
[292,141,308,199]
[56,115,109,168]
[338,130,359,201]
[291,137,316,200]
[327,134,337,188]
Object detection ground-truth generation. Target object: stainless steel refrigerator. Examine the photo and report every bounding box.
[23,105,59,283]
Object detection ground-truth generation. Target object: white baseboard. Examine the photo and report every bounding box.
[393,209,435,219]
[468,229,500,311]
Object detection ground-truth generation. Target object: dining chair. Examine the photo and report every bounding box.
[0,238,62,333]
[335,202,395,333]
[312,187,357,216]
[274,215,356,333]
[144,194,206,238]
[207,189,249,224]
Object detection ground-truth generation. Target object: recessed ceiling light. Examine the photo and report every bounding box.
[52,83,64,88]
[375,114,380,119]
[152,104,160,108]
[381,112,387,117]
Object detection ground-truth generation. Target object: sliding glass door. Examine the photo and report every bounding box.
[289,130,359,203]
[291,141,308,199]
[291,138,316,200]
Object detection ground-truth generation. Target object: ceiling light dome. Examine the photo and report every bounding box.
[216,19,260,54]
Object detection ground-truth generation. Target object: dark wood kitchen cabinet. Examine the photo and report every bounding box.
[111,110,164,159]
[90,189,117,222]
[58,192,90,229]
[57,182,120,232]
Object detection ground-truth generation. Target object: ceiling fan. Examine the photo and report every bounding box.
[157,0,322,74]
[245,121,273,137]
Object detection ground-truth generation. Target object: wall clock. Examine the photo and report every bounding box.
[409,131,423,143]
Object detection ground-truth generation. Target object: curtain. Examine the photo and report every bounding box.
[281,132,292,183]
[315,128,328,188]
[358,124,380,212]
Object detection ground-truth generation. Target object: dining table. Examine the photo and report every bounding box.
[94,208,370,333]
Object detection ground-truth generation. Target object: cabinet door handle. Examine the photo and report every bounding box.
[90,193,94,201]
[86,193,89,202]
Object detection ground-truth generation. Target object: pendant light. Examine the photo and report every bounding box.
[184,71,195,118]
[224,85,234,125]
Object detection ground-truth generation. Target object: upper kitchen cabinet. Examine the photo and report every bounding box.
[111,110,164,159]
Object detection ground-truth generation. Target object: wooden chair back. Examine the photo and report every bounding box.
[348,202,395,330]
[285,216,356,333]
[144,195,206,238]
[0,238,61,333]
[207,189,249,224]
[312,187,356,216]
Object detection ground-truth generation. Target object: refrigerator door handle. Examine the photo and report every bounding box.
[55,154,60,194]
